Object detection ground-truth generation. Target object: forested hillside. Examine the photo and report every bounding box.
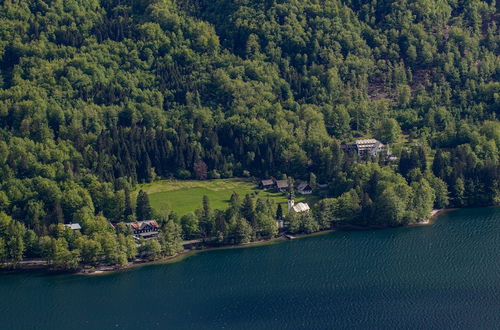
[0,0,498,268]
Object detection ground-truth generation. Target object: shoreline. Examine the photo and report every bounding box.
[1,208,450,276]
[79,236,293,276]
[413,208,448,225]
[82,229,344,276]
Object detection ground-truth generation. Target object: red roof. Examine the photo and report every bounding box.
[127,220,159,230]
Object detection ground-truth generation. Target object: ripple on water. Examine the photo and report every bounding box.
[0,207,499,329]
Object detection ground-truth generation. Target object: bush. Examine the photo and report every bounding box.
[177,170,192,180]
[208,170,221,179]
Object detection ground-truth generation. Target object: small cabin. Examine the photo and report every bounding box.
[297,182,313,195]
[260,179,274,189]
[275,180,289,192]
[64,223,82,231]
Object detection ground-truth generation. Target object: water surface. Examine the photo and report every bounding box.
[0,208,499,329]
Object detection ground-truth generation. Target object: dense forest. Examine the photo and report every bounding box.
[0,0,498,269]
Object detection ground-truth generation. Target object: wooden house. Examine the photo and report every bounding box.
[259,177,290,193]
[127,220,160,239]
[260,179,275,189]
[275,180,289,192]
[297,182,313,195]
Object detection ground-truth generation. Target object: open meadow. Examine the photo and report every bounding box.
[135,178,319,216]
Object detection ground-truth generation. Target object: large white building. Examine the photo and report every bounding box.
[341,138,386,156]
[355,139,385,156]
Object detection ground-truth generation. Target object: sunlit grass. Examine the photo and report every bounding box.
[135,178,318,216]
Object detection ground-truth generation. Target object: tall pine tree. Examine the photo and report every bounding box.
[124,188,133,221]
[136,190,153,221]
[276,204,283,220]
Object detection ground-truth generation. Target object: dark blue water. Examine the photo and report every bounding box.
[1,208,499,329]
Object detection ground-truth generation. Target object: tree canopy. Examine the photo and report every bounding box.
[0,0,498,269]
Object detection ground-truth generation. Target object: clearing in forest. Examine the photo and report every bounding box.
[135,178,317,216]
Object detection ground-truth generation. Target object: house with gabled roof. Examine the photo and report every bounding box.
[297,182,313,195]
[260,179,275,189]
[259,177,290,193]
[126,220,159,239]
[275,179,289,192]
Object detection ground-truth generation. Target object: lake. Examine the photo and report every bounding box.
[0,208,498,329]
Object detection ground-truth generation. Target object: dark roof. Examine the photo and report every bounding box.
[298,184,312,192]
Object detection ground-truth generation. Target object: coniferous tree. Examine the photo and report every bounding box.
[135,190,153,221]
[432,150,449,179]
[241,194,256,225]
[124,188,133,221]
[213,210,227,240]
[199,195,214,238]
[276,204,283,220]
[417,146,428,172]
[53,200,64,224]
[0,0,496,267]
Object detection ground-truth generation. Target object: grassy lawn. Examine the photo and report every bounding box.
[135,178,320,216]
